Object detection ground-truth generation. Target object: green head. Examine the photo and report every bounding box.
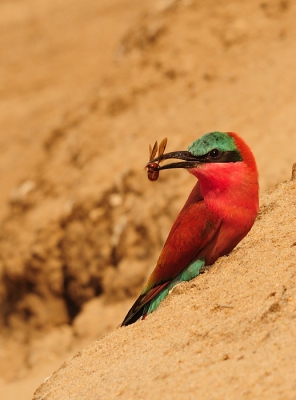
[186,131,243,163]
[152,131,244,171]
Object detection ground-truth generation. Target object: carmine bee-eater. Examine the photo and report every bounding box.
[121,131,259,326]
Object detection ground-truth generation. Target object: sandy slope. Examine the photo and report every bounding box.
[33,175,296,399]
[0,0,296,398]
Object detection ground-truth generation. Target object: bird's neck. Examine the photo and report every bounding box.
[190,162,259,219]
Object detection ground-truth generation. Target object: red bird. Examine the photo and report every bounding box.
[121,131,259,326]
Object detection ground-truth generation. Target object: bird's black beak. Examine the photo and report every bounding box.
[148,151,202,170]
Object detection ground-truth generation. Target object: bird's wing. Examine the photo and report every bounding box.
[121,199,221,325]
[145,199,221,291]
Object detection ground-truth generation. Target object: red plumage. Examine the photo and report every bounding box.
[121,132,259,326]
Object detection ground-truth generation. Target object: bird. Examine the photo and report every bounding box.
[121,131,259,326]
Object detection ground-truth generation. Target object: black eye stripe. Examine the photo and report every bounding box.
[204,149,243,163]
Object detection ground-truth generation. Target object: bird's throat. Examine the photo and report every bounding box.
[191,162,259,219]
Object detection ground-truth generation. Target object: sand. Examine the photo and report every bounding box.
[34,177,296,400]
[0,0,296,399]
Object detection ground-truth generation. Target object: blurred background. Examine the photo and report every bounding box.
[0,0,295,398]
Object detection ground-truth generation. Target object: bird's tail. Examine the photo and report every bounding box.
[121,282,170,326]
[121,258,205,326]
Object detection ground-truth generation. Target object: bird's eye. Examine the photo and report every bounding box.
[209,149,220,158]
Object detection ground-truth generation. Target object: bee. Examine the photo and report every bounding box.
[146,137,167,181]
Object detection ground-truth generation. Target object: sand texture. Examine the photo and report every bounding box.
[0,0,296,399]
[34,177,296,400]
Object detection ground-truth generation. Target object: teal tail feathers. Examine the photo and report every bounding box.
[121,258,205,326]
